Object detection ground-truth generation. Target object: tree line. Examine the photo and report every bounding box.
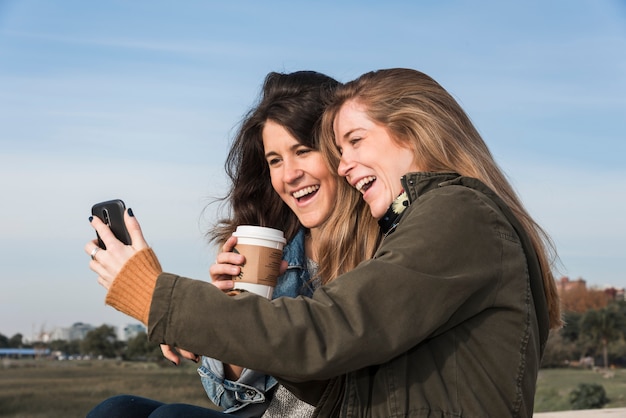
[0,325,163,361]
[3,292,626,366]
[542,289,626,369]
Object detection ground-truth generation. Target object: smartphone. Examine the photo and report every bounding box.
[91,199,132,249]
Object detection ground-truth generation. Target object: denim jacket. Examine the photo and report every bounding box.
[197,229,315,416]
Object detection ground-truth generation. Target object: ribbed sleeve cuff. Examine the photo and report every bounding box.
[105,247,163,325]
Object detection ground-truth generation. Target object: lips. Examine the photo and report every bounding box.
[292,184,320,200]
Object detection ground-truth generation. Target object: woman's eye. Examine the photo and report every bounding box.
[267,157,281,166]
[350,137,362,146]
[296,148,313,156]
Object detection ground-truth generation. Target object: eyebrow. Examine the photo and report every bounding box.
[339,127,363,141]
[264,143,307,159]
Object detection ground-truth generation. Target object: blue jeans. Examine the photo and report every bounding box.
[86,394,228,418]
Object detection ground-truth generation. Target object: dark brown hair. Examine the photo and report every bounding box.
[209,71,380,283]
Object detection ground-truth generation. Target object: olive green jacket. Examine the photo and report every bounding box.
[148,172,549,417]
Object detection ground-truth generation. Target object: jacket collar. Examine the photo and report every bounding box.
[378,172,460,237]
[401,172,460,204]
[282,228,307,268]
[378,191,409,235]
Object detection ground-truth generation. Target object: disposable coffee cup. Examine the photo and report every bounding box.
[231,226,286,298]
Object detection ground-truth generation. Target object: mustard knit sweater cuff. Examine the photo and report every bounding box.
[105,247,163,325]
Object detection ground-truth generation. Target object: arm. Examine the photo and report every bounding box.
[86,213,279,411]
[147,188,507,379]
[89,188,512,395]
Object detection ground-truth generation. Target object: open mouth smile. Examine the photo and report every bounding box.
[355,176,376,194]
[292,185,320,201]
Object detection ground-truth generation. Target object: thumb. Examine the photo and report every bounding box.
[125,208,149,250]
[279,260,288,275]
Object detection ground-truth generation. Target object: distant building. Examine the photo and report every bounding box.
[49,327,70,341]
[603,286,626,302]
[68,322,95,341]
[0,348,50,358]
[556,276,587,293]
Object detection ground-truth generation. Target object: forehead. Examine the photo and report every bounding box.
[334,100,370,140]
[263,120,296,143]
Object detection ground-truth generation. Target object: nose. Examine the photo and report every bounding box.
[283,159,304,183]
[337,154,354,178]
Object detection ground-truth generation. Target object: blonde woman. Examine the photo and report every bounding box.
[86,68,561,417]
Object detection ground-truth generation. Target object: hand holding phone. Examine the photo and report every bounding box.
[91,199,132,249]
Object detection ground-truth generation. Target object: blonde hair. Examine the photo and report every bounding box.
[315,140,381,282]
[321,68,561,328]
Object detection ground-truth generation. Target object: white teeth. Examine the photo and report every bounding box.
[293,185,320,199]
[355,176,376,192]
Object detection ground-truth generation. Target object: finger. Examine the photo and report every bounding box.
[222,235,238,252]
[96,275,113,291]
[279,259,288,275]
[124,209,149,251]
[177,348,200,363]
[160,344,180,365]
[211,279,235,291]
[84,240,101,258]
[210,259,241,278]
[89,215,120,249]
[215,250,245,266]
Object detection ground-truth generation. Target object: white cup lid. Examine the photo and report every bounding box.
[233,225,286,244]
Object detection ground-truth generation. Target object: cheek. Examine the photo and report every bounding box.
[268,170,283,194]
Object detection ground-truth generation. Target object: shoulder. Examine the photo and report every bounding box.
[282,229,306,265]
[391,184,519,254]
[410,184,504,225]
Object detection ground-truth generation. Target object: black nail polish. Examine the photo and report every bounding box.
[170,361,177,366]
[89,216,93,222]
[128,208,134,217]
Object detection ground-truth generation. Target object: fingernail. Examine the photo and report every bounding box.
[89,216,93,222]
[170,361,177,366]
[128,208,134,217]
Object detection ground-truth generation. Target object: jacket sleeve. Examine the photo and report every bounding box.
[148,186,513,385]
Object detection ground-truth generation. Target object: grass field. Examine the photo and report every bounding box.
[535,367,626,412]
[2,358,626,417]
[0,358,217,417]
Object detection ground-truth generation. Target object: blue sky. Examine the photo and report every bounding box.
[0,0,624,339]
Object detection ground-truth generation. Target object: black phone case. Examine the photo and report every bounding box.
[91,199,132,249]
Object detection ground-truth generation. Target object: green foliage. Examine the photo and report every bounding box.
[124,332,163,361]
[541,331,579,368]
[580,304,626,368]
[560,311,582,342]
[568,383,610,410]
[544,300,626,369]
[80,325,123,358]
[0,332,32,348]
[9,333,24,347]
[49,339,81,355]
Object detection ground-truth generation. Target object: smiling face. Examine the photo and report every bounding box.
[334,100,421,219]
[263,120,337,232]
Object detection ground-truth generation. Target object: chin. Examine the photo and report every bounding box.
[370,209,384,220]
